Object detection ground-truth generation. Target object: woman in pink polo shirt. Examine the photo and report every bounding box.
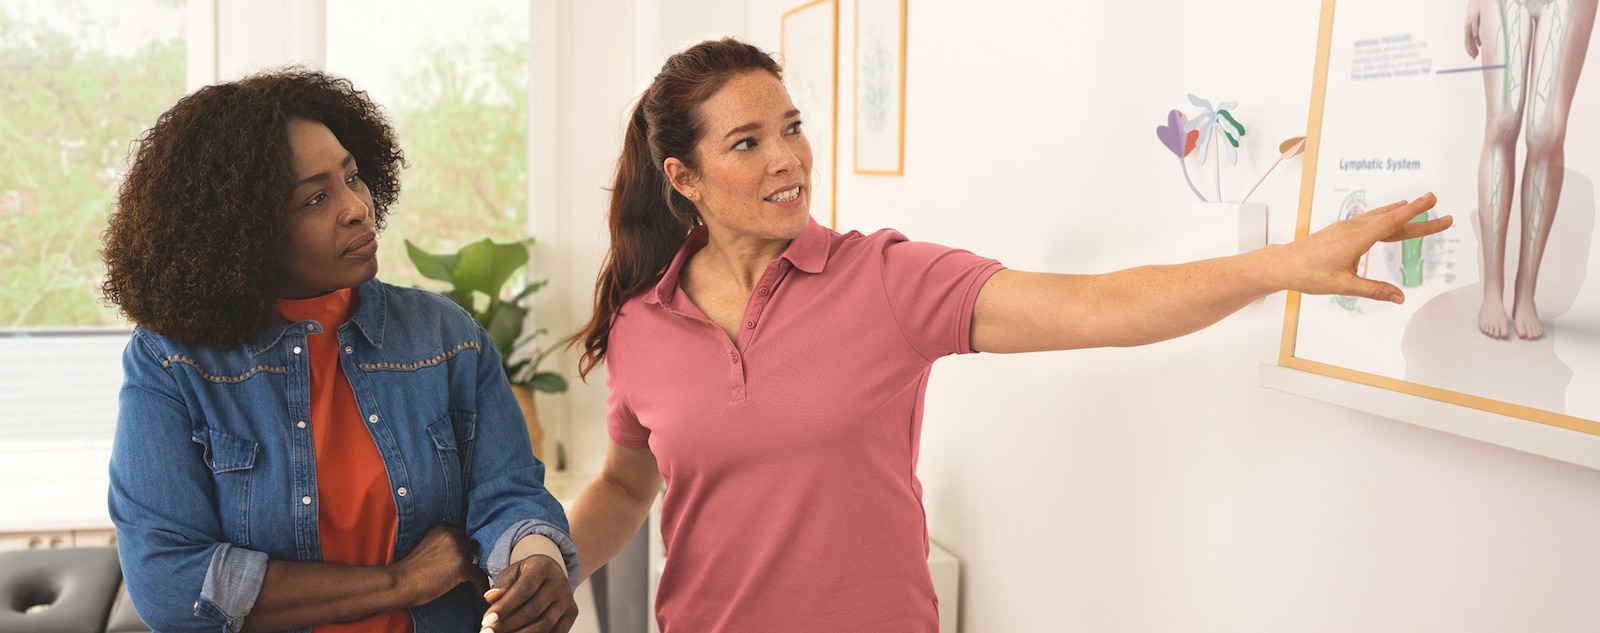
[563,38,1449,633]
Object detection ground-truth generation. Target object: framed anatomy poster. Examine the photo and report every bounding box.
[1275,0,1600,462]
[781,0,839,228]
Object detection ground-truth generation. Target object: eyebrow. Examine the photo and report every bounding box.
[721,109,802,140]
[291,154,356,189]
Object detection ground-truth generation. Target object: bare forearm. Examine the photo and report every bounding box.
[1078,247,1281,346]
[973,248,1279,353]
[568,477,656,584]
[239,560,411,633]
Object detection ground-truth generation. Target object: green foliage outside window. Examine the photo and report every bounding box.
[1,1,531,330]
[0,1,185,328]
[374,37,530,292]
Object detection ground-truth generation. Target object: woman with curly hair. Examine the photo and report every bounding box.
[101,68,577,633]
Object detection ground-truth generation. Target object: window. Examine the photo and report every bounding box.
[324,0,531,290]
[0,0,187,330]
[0,0,187,453]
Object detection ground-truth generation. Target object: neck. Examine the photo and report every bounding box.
[693,234,790,293]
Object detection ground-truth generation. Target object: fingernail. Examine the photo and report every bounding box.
[1390,294,1403,304]
[480,628,493,633]
[484,587,503,600]
[481,612,498,627]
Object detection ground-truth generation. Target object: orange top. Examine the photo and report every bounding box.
[278,288,412,633]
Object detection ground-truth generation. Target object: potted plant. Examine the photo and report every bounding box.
[404,237,567,459]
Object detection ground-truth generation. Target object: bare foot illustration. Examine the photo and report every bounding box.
[1512,298,1544,339]
[1479,295,1511,339]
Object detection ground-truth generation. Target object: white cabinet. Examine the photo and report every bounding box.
[0,529,117,552]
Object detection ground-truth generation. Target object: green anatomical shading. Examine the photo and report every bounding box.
[1524,0,1569,247]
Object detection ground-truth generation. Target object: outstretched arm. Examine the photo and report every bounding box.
[971,193,1448,353]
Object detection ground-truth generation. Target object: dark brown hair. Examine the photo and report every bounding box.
[101,67,404,348]
[574,38,783,377]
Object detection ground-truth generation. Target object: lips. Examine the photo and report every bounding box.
[343,232,378,257]
[764,184,803,204]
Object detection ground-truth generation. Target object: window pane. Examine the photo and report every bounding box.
[0,0,187,329]
[324,0,530,291]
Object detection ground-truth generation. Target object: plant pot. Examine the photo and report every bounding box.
[510,384,545,461]
[1189,201,1267,260]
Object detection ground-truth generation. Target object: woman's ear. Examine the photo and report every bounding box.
[663,157,699,202]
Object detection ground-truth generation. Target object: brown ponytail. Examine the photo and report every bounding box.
[573,38,783,378]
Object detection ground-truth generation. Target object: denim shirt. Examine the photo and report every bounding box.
[109,279,578,633]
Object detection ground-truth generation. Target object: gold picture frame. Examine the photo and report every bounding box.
[853,0,906,176]
[781,0,840,229]
[1271,0,1600,468]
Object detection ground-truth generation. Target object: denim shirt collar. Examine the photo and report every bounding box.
[243,278,388,357]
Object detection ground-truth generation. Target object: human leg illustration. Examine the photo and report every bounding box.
[1510,0,1595,339]
[1475,0,1533,339]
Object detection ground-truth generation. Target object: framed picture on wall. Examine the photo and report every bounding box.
[853,0,905,175]
[781,0,839,228]
[1271,0,1600,467]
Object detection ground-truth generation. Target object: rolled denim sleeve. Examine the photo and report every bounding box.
[464,328,579,592]
[487,519,581,592]
[109,333,268,633]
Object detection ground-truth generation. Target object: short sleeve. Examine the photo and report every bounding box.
[604,344,651,448]
[878,235,1004,360]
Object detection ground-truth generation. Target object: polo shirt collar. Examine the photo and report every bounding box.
[646,216,831,306]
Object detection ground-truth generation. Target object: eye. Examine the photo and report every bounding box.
[304,192,328,207]
[732,138,755,151]
[785,120,804,135]
[345,171,363,186]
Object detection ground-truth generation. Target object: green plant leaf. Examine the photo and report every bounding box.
[452,238,530,299]
[404,239,460,283]
[1219,109,1246,136]
[505,358,531,382]
[444,289,475,314]
[509,279,549,305]
[527,371,568,393]
[485,301,526,359]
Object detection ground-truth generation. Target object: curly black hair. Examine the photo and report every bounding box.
[102,67,405,348]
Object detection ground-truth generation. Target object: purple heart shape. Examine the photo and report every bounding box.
[1155,109,1187,158]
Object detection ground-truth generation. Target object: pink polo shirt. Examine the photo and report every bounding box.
[606,217,1004,632]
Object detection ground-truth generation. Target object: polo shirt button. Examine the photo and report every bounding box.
[292,346,302,354]
[745,320,755,329]
[301,496,312,505]
[397,487,408,497]
[730,352,740,364]
[297,420,306,429]
[757,287,769,296]
[368,414,379,424]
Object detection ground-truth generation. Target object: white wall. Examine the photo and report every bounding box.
[596,1,1600,631]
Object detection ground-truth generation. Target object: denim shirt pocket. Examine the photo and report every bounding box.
[192,426,260,546]
[425,412,477,526]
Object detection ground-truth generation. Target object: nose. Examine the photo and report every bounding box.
[337,189,371,226]
[769,139,802,175]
